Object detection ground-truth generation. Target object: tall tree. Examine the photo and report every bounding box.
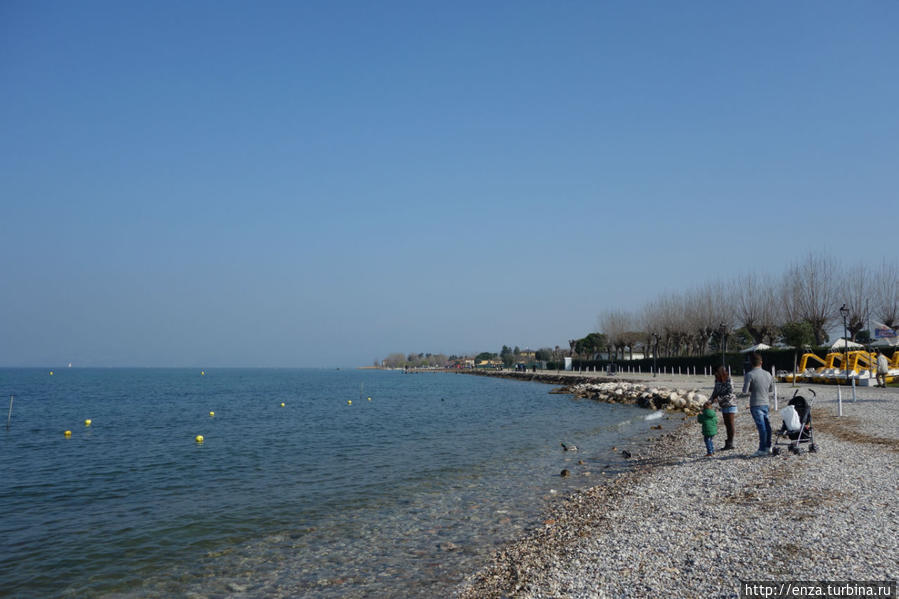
[784,253,839,345]
[598,310,633,359]
[874,260,899,328]
[500,345,515,367]
[842,263,873,340]
[736,272,781,344]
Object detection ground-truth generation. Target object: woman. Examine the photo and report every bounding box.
[710,365,737,450]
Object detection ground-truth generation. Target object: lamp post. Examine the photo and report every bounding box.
[839,303,850,384]
[652,333,659,377]
[718,323,727,370]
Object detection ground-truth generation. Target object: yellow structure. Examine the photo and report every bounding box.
[798,353,827,374]
[780,350,896,385]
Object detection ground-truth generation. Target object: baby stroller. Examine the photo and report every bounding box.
[772,389,817,455]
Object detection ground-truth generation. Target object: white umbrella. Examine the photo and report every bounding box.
[830,338,863,350]
[740,343,771,353]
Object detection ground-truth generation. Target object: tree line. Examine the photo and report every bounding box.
[579,253,897,360]
[376,346,561,369]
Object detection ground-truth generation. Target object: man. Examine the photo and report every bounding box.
[876,350,890,388]
[742,352,775,456]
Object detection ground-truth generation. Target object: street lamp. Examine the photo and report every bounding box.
[839,303,850,383]
[718,323,727,370]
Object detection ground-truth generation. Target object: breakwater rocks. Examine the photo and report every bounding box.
[460,371,707,415]
[561,381,708,414]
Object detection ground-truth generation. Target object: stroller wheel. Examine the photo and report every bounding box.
[772,447,780,456]
[809,444,818,453]
[790,446,800,455]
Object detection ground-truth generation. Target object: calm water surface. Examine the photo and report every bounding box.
[0,368,665,598]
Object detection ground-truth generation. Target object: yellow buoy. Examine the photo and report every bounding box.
[280,402,285,407]
[201,371,205,376]
[347,400,352,405]
[64,430,72,438]
[209,411,215,417]
[367,397,372,401]
[84,419,92,426]
[195,435,204,443]
[49,371,54,376]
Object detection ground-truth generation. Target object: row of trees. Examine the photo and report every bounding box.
[379,352,451,368]
[579,253,898,360]
[378,346,563,369]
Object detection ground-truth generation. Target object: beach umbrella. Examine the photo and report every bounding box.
[830,338,863,350]
[740,343,772,353]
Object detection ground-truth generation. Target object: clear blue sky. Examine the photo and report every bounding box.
[2,1,896,367]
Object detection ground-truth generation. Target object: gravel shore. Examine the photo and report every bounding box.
[457,375,898,598]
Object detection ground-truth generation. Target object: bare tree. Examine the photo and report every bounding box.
[623,328,644,359]
[598,309,632,360]
[656,292,689,357]
[785,253,839,345]
[644,295,677,357]
[874,260,899,328]
[688,281,735,355]
[761,282,786,344]
[736,272,781,344]
[842,263,873,340]
[779,269,802,325]
[640,301,664,360]
[681,289,705,356]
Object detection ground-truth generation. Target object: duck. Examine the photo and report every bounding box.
[561,442,578,452]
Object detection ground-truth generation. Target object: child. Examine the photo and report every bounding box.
[697,400,718,457]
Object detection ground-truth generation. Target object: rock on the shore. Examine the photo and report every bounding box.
[560,381,707,414]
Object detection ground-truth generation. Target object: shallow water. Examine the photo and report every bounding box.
[0,368,665,598]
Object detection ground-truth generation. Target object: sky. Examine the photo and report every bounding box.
[1,1,897,367]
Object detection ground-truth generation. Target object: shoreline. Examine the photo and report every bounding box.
[456,380,898,598]
[458,369,713,414]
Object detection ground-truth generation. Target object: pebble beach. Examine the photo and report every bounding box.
[457,373,899,598]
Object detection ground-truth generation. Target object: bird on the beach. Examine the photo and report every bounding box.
[561,442,577,452]
[621,449,632,458]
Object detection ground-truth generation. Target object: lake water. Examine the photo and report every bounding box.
[0,368,665,598]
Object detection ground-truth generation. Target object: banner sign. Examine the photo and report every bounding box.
[874,322,898,339]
